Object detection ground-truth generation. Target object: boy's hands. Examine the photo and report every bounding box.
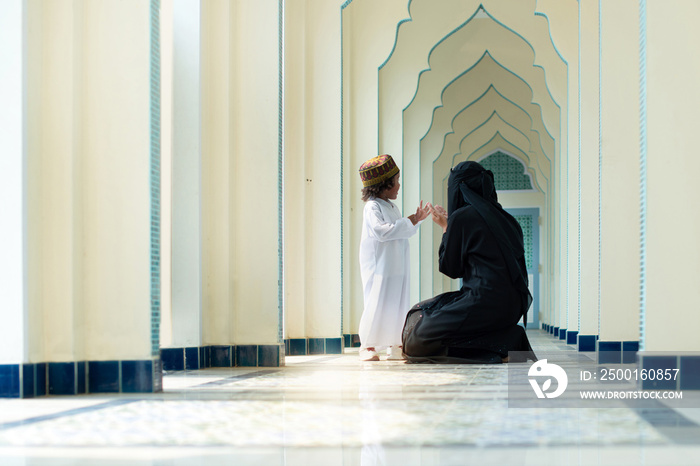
[406,201,448,232]
[430,204,448,233]
[408,200,431,225]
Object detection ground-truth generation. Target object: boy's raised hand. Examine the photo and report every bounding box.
[415,200,431,222]
[408,200,431,225]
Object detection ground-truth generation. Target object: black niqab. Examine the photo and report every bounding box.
[448,161,532,319]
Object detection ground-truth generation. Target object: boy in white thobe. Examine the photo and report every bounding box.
[358,155,430,361]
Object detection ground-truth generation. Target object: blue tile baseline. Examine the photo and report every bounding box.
[343,334,361,348]
[0,365,20,398]
[122,360,154,393]
[597,341,622,364]
[634,353,700,391]
[159,346,207,370]
[639,355,677,390]
[283,338,345,355]
[236,346,258,367]
[325,338,343,354]
[622,341,639,364]
[553,326,559,337]
[160,348,184,371]
[200,347,207,369]
[88,361,120,393]
[578,335,596,352]
[22,365,34,398]
[1,359,163,398]
[163,345,289,368]
[49,362,77,395]
[258,346,282,367]
[559,328,567,340]
[185,347,199,370]
[288,339,307,356]
[566,330,578,345]
[680,356,700,390]
[211,346,233,367]
[4,359,163,398]
[308,338,325,355]
[36,363,47,396]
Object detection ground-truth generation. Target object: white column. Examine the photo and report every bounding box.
[229,0,281,345]
[0,0,27,364]
[599,0,640,344]
[201,0,232,347]
[578,0,600,340]
[80,0,154,360]
[170,0,202,348]
[201,0,282,350]
[284,0,342,343]
[643,0,700,352]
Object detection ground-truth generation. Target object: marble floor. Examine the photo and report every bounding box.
[1,330,699,465]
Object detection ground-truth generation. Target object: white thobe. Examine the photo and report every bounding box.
[358,197,421,349]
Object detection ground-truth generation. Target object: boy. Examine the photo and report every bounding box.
[358,154,430,361]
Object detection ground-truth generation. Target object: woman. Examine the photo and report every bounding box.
[402,161,536,363]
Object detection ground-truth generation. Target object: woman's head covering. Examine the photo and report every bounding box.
[448,161,533,317]
[447,161,498,215]
[359,154,399,187]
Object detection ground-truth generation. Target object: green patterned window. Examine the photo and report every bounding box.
[479,151,533,191]
[513,215,534,271]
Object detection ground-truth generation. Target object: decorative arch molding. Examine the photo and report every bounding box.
[423,84,554,163]
[401,29,560,140]
[455,113,532,162]
[407,51,554,214]
[378,0,415,70]
[381,0,567,110]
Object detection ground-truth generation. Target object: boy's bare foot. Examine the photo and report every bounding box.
[359,347,379,361]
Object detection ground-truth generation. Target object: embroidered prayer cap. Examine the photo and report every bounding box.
[359,154,399,187]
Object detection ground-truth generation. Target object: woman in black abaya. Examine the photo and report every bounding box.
[402,161,536,363]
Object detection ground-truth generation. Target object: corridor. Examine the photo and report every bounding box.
[1,330,699,465]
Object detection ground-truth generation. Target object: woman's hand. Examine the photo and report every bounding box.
[431,204,448,233]
[408,200,431,225]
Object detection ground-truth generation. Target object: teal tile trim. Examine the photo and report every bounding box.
[598,0,603,335]
[277,0,285,345]
[577,0,581,334]
[149,0,161,357]
[638,0,648,351]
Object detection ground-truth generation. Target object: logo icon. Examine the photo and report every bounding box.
[528,359,568,398]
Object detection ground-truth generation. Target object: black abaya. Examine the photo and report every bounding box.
[402,162,536,364]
